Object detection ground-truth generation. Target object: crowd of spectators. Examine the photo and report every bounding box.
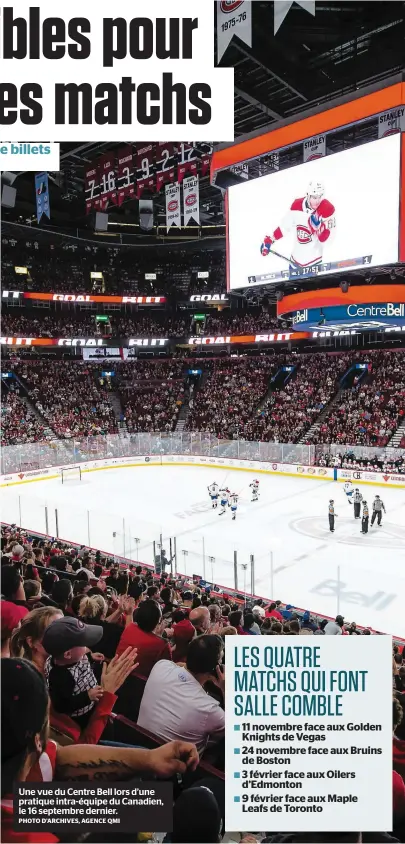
[317,449,405,475]
[307,350,405,448]
[1,387,49,446]
[15,360,118,439]
[3,348,405,448]
[1,522,405,842]
[185,356,281,437]
[246,352,356,443]
[1,236,226,297]
[3,307,281,339]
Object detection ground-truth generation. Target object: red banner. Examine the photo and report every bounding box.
[177,142,198,183]
[117,145,136,207]
[22,293,166,304]
[200,143,212,178]
[156,142,176,191]
[84,161,100,214]
[98,152,117,209]
[136,144,155,198]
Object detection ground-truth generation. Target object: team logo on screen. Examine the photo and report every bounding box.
[296,225,312,243]
[220,0,244,11]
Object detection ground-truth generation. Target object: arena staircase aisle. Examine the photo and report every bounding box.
[298,387,344,444]
[110,390,128,432]
[11,374,59,441]
[255,364,297,418]
[388,420,405,447]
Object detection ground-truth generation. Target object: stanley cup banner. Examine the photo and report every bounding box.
[183,175,200,227]
[35,172,50,223]
[378,107,405,138]
[165,182,181,232]
[303,134,326,162]
[216,1,252,62]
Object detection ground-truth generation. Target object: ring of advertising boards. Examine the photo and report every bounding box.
[227,135,401,290]
[277,285,405,332]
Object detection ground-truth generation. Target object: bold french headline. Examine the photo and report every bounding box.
[0,2,234,140]
[233,646,369,717]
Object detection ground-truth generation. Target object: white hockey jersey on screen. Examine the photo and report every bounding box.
[272,196,336,267]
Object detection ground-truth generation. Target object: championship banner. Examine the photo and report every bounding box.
[378,107,405,138]
[98,152,117,209]
[136,144,155,198]
[84,161,100,214]
[35,173,50,223]
[303,133,326,162]
[216,1,252,62]
[156,142,176,191]
[165,182,181,232]
[177,142,198,183]
[117,145,136,206]
[183,175,200,227]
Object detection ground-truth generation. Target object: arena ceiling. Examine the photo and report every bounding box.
[2,1,405,244]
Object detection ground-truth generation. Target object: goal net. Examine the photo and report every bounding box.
[61,466,82,483]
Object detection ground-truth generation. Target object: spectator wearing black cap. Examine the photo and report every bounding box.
[1,658,200,843]
[138,634,225,754]
[42,616,104,729]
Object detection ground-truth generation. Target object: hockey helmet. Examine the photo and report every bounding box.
[307,180,324,199]
[375,495,380,499]
[329,499,334,504]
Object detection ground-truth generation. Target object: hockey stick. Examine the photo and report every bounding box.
[266,247,301,270]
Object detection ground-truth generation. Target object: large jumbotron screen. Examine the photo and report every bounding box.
[227,134,401,290]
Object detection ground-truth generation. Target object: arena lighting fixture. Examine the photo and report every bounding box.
[340,280,350,294]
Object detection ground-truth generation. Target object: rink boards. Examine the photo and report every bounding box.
[1,453,404,488]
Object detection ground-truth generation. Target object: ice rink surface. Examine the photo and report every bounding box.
[3,465,405,636]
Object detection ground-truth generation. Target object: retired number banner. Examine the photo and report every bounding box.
[165,182,181,232]
[183,175,200,226]
[136,145,155,198]
[84,161,100,213]
[156,142,176,191]
[98,152,117,209]
[117,146,136,206]
[177,142,198,183]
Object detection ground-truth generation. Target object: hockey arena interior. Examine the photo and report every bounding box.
[1,4,405,842]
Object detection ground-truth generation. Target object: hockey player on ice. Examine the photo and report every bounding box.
[250,480,260,502]
[343,480,354,504]
[260,181,336,270]
[371,495,386,527]
[229,493,239,521]
[207,481,219,509]
[218,488,230,516]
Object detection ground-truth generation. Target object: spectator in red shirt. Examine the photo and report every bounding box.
[117,599,171,676]
[265,602,283,621]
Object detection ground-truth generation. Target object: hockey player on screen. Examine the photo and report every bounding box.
[260,181,336,270]
[343,480,354,504]
[371,495,386,527]
[208,481,219,509]
[229,493,239,521]
[250,480,260,502]
[218,488,230,516]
